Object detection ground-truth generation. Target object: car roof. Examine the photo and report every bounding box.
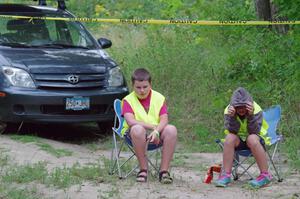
[0,4,67,14]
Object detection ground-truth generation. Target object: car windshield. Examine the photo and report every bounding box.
[0,11,97,49]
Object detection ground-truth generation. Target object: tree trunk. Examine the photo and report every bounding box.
[254,0,272,20]
[254,0,289,34]
[270,3,289,34]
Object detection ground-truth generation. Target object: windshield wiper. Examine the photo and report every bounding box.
[37,43,90,49]
[0,42,32,48]
[31,44,64,49]
[0,42,91,49]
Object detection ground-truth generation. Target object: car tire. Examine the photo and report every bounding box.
[0,121,7,134]
[0,122,26,134]
[97,121,113,134]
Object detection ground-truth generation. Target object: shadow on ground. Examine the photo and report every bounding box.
[4,122,111,144]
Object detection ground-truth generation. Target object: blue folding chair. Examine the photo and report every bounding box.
[216,105,283,182]
[109,99,161,179]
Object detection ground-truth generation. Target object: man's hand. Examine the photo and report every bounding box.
[228,105,236,117]
[147,130,160,145]
[246,102,254,115]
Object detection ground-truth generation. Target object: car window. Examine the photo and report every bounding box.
[0,18,50,44]
[67,22,93,47]
[0,12,96,49]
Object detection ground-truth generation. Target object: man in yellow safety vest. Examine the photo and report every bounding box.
[122,68,177,184]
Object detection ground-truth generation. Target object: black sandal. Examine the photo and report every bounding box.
[159,171,173,184]
[136,169,148,182]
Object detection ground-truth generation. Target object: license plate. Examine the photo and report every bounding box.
[66,96,90,111]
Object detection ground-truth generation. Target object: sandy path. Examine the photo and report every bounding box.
[0,135,299,199]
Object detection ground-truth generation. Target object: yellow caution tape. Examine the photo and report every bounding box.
[0,15,299,26]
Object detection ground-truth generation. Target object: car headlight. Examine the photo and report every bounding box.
[2,66,35,88]
[108,67,124,87]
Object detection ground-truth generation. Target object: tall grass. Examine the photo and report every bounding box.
[91,23,300,166]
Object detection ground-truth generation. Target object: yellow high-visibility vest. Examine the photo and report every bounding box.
[224,102,270,145]
[122,90,165,135]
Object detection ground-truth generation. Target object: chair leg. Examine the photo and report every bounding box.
[232,153,239,180]
[149,147,162,176]
[110,116,118,176]
[124,164,139,178]
[155,148,161,174]
[143,142,157,177]
[114,148,161,179]
[237,160,255,180]
[120,144,138,178]
[148,156,159,174]
[267,144,283,182]
[111,132,122,179]
[232,154,255,180]
[109,134,117,175]
[155,149,159,172]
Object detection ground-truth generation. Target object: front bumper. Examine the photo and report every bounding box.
[0,87,128,123]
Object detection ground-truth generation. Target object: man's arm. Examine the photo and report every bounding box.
[224,114,240,134]
[224,105,240,134]
[155,113,168,133]
[245,101,262,135]
[247,111,263,134]
[148,113,168,144]
[123,112,156,130]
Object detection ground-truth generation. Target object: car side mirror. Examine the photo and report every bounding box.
[98,38,112,49]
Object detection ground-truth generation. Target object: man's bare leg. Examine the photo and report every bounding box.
[247,134,268,172]
[160,124,177,171]
[130,124,148,181]
[223,133,240,173]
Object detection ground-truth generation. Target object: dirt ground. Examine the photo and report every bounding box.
[0,123,299,199]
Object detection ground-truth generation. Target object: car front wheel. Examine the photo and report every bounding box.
[0,121,7,134]
[97,121,113,134]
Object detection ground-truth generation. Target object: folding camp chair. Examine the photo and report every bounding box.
[109,99,161,179]
[216,105,283,182]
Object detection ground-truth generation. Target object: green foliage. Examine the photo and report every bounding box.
[1,159,115,189]
[172,152,188,167]
[0,149,118,197]
[103,22,297,147]
[0,152,42,199]
[10,135,40,143]
[89,1,299,169]
[45,161,114,188]
[0,151,9,167]
[273,0,300,19]
[46,165,81,188]
[2,162,48,183]
[284,137,300,168]
[36,142,73,158]
[0,186,41,199]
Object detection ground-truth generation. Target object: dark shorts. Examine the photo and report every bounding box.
[235,135,265,150]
